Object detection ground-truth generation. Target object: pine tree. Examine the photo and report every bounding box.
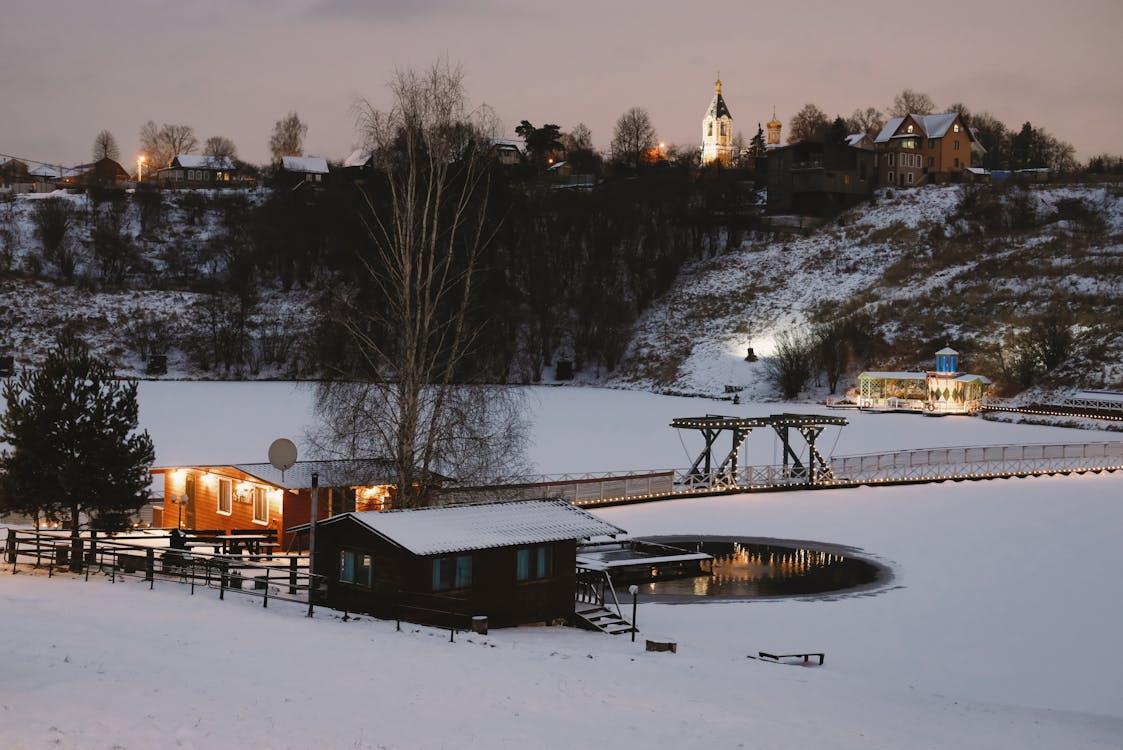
[748,124,767,157]
[0,332,155,570]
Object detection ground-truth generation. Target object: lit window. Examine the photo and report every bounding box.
[954,123,960,133]
[432,554,473,591]
[217,479,232,515]
[907,124,914,133]
[340,549,372,587]
[252,487,268,523]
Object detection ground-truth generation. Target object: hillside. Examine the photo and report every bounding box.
[609,181,1123,399]
[2,181,1121,397]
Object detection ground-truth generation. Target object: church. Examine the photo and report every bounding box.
[700,79,783,166]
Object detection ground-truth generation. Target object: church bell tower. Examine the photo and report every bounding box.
[701,78,735,166]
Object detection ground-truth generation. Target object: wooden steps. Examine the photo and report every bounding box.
[574,604,634,636]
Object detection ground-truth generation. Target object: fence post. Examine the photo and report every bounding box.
[262,567,269,609]
[190,558,196,596]
[111,554,117,583]
[146,549,155,588]
[289,557,298,595]
[5,528,15,565]
[219,561,229,600]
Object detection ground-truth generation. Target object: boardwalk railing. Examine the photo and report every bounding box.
[830,441,1123,484]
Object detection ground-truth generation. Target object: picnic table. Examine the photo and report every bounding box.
[213,534,277,556]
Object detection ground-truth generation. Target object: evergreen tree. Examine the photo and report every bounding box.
[748,124,767,157]
[0,332,155,570]
[828,116,849,146]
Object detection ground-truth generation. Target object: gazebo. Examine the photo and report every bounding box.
[857,348,990,415]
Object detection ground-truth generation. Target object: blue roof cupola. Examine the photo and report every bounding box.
[934,347,959,374]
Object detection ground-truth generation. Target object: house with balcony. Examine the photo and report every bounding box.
[766,135,876,216]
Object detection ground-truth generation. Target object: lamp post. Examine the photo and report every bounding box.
[137,154,145,182]
[629,584,639,642]
[307,470,318,617]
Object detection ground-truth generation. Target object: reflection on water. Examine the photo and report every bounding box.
[623,539,879,598]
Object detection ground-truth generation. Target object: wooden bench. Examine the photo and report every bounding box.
[758,651,824,665]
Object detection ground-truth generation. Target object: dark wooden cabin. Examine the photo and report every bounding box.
[296,498,624,628]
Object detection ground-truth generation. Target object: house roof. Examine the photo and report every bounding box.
[489,138,526,153]
[150,459,436,491]
[280,156,330,174]
[28,165,80,178]
[343,148,372,168]
[954,374,992,384]
[935,347,959,356]
[173,154,235,170]
[874,113,967,144]
[300,498,625,555]
[858,371,928,380]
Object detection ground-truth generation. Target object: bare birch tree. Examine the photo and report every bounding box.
[312,61,527,507]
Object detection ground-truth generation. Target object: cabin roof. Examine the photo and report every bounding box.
[172,154,235,170]
[280,156,329,174]
[150,459,437,490]
[305,498,625,555]
[858,371,928,380]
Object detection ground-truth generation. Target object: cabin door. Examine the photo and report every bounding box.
[184,474,197,528]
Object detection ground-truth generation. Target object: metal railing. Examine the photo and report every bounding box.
[575,566,624,619]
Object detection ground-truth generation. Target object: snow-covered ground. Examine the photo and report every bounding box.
[3,383,1122,748]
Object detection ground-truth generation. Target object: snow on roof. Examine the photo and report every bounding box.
[954,374,992,384]
[151,459,409,490]
[966,167,988,175]
[321,498,625,555]
[858,371,928,380]
[935,347,958,355]
[280,156,329,174]
[343,148,372,168]
[489,138,525,153]
[845,134,866,147]
[28,165,80,178]
[172,154,235,170]
[874,113,963,143]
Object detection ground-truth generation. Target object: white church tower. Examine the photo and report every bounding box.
[701,78,734,166]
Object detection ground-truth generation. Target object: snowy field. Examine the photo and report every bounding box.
[3,383,1122,749]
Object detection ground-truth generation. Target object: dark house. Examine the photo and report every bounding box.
[69,157,131,188]
[297,498,624,628]
[157,154,242,188]
[766,135,876,216]
[276,155,330,189]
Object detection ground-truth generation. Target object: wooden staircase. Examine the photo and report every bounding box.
[574,603,634,635]
[574,566,635,636]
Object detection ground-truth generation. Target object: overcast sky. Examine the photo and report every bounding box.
[2,0,1120,168]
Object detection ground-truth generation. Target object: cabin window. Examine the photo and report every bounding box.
[432,554,473,591]
[954,123,960,133]
[516,545,554,581]
[340,549,372,587]
[217,478,232,515]
[906,124,914,133]
[252,487,268,524]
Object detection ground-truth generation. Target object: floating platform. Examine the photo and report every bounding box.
[576,539,712,583]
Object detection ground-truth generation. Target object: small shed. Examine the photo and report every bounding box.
[296,498,625,628]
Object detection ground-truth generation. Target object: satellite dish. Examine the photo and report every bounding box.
[268,438,298,472]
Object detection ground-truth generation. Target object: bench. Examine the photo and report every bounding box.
[758,651,824,665]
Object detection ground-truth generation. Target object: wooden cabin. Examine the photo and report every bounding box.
[149,460,399,548]
[294,499,624,628]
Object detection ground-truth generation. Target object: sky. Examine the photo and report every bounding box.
[2,0,1121,168]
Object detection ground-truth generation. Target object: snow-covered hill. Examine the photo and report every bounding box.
[609,182,1123,399]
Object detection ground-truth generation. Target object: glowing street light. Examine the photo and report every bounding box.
[137,154,146,182]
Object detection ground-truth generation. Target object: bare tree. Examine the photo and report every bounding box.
[562,123,593,152]
[92,130,120,162]
[203,136,238,162]
[765,329,815,399]
[845,107,883,139]
[787,103,830,142]
[610,107,657,169]
[314,61,526,506]
[889,89,936,117]
[138,121,198,168]
[268,112,308,162]
[946,102,972,121]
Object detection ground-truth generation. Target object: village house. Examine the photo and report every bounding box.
[149,459,402,548]
[157,154,242,188]
[276,155,330,189]
[873,113,976,186]
[293,498,625,628]
[766,134,876,215]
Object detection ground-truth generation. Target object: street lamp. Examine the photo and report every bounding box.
[137,154,145,182]
[629,584,639,642]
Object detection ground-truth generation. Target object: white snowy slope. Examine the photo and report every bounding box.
[610,184,1123,399]
[3,384,1122,749]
